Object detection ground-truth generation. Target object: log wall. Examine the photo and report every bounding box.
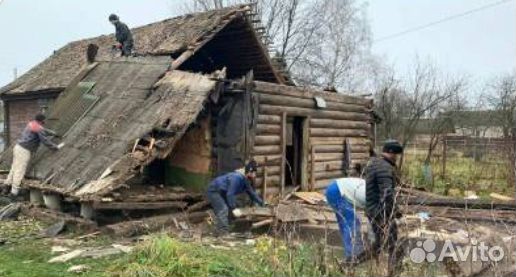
[251,81,373,197]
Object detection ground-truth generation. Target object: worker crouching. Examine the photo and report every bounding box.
[325,177,366,263]
[206,160,264,236]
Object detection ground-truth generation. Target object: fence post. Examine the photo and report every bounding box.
[441,136,447,180]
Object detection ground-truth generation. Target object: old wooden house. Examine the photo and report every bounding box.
[0,5,373,214]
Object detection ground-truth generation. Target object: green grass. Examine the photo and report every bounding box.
[109,235,345,277]
[403,152,513,197]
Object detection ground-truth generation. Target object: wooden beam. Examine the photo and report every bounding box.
[255,135,280,145]
[260,104,369,121]
[280,112,287,196]
[256,124,281,135]
[310,128,368,138]
[92,201,188,210]
[257,114,281,124]
[310,118,370,130]
[301,116,310,190]
[258,93,368,113]
[252,145,282,155]
[254,81,372,106]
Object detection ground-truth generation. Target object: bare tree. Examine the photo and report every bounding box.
[374,61,466,169]
[486,73,516,188]
[182,0,375,92]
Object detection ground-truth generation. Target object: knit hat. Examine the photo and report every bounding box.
[245,160,258,173]
[35,113,46,123]
[108,14,119,21]
[382,139,403,154]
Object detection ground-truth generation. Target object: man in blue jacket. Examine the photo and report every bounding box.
[206,160,264,235]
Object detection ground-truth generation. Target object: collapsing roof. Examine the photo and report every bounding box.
[0,5,284,97]
[15,57,223,199]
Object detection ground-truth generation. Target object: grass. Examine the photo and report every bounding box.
[403,152,513,197]
[0,217,116,277]
[109,235,345,277]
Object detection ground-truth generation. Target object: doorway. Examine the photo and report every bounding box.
[285,116,307,186]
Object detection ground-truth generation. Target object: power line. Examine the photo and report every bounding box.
[374,0,515,43]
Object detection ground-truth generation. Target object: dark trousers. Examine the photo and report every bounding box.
[369,215,403,276]
[121,41,133,56]
[206,189,229,233]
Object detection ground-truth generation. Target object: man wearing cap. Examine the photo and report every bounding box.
[108,14,133,56]
[5,114,63,198]
[365,139,404,275]
[206,160,264,235]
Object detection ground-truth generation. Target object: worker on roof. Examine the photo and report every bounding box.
[365,139,404,276]
[109,14,133,56]
[4,114,64,199]
[325,177,366,264]
[206,160,264,236]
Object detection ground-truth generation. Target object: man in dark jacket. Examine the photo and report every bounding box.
[206,161,264,235]
[5,114,63,197]
[109,14,133,56]
[365,139,403,275]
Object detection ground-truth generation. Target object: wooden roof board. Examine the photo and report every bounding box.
[21,59,219,196]
[0,6,254,96]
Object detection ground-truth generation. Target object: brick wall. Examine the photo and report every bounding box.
[6,97,55,145]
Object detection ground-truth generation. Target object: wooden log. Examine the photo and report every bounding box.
[314,178,334,190]
[254,81,372,106]
[310,146,315,191]
[255,175,281,186]
[310,128,368,138]
[257,114,281,124]
[122,192,203,202]
[21,206,97,231]
[310,152,370,162]
[104,211,209,237]
[256,124,281,135]
[310,118,370,130]
[185,200,210,213]
[404,198,516,210]
[253,155,281,165]
[252,145,281,155]
[314,160,368,172]
[92,201,189,210]
[257,165,281,176]
[301,116,310,190]
[315,144,369,154]
[252,219,274,229]
[258,93,368,113]
[280,112,287,196]
[255,135,280,145]
[311,137,369,146]
[314,170,346,180]
[260,104,369,121]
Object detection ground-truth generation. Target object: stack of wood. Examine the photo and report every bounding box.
[86,185,210,213]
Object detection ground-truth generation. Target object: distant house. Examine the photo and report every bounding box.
[444,110,505,138]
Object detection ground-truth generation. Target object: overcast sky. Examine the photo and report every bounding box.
[0,0,514,90]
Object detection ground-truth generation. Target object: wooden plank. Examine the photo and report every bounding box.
[254,155,282,165]
[262,157,268,201]
[301,116,310,190]
[293,192,326,205]
[280,112,287,196]
[104,211,209,237]
[314,170,346,180]
[310,146,316,191]
[315,144,369,153]
[92,201,189,210]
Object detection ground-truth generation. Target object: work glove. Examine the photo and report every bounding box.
[57,143,65,150]
[232,208,243,218]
